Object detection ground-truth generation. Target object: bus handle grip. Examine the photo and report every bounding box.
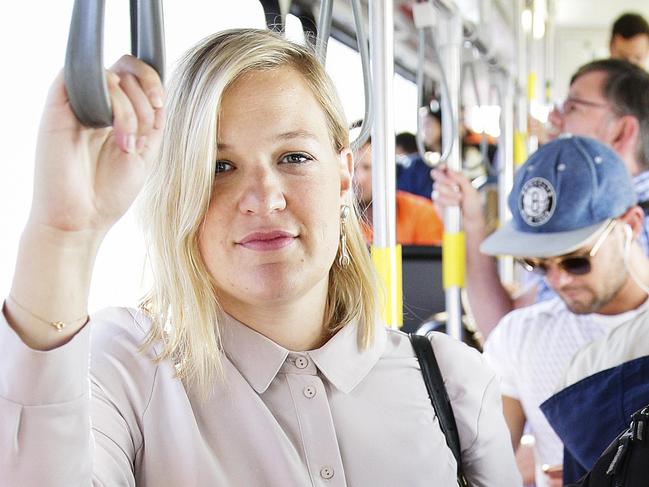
[64,0,165,128]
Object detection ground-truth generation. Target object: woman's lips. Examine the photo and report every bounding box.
[237,231,297,251]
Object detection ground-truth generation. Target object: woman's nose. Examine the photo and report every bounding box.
[237,166,287,215]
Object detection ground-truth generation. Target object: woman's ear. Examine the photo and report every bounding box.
[338,148,354,199]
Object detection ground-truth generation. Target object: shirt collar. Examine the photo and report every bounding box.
[307,318,387,394]
[220,314,289,394]
[220,314,387,395]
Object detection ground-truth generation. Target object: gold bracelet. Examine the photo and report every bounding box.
[6,295,88,333]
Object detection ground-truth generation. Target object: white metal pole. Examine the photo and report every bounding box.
[369,0,399,327]
[515,0,529,151]
[437,10,463,341]
[497,69,515,285]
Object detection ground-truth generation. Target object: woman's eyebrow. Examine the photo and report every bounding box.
[217,130,319,151]
[275,130,319,142]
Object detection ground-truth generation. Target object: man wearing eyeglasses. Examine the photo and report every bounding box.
[479,135,649,487]
[548,59,649,254]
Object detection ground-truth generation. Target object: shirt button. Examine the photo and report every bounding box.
[320,466,334,479]
[303,385,317,398]
[295,356,309,369]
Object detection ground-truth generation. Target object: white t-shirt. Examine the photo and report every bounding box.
[483,298,647,468]
[561,305,649,389]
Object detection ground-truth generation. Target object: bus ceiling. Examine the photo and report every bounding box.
[258,0,516,83]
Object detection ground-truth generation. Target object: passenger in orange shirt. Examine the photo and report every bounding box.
[353,140,443,246]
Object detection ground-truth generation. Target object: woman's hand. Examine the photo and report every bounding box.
[29,55,165,237]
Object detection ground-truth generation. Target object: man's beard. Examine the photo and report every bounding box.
[559,277,626,315]
[562,289,610,314]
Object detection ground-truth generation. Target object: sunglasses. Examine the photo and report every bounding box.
[517,220,617,276]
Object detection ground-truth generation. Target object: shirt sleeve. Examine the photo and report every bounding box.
[0,306,152,487]
[482,315,520,399]
[430,332,522,487]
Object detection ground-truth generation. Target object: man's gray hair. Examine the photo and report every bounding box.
[571,58,649,170]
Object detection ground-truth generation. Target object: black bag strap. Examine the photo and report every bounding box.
[410,333,470,487]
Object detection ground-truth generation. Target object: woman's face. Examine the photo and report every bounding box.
[199,67,352,314]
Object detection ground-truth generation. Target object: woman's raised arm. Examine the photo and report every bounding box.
[4,55,164,350]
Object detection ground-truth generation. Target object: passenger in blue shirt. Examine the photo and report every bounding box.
[395,131,435,199]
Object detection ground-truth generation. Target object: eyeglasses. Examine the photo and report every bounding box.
[559,96,612,115]
[517,220,617,276]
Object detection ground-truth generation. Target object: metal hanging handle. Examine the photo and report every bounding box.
[315,0,333,61]
[462,61,492,172]
[416,28,428,159]
[64,0,165,128]
[414,2,456,164]
[348,0,373,151]
[314,0,371,150]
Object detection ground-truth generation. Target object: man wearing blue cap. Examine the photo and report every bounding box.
[433,58,649,338]
[480,135,649,487]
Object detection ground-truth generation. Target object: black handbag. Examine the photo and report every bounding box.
[565,404,649,487]
[410,333,470,487]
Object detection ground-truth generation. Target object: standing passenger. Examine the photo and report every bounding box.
[0,29,520,486]
[609,12,649,67]
[479,136,649,487]
[395,126,436,199]
[433,58,649,335]
[354,139,443,245]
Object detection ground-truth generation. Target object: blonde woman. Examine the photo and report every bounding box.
[0,29,520,486]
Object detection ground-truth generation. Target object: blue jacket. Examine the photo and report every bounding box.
[396,154,434,200]
[540,355,649,484]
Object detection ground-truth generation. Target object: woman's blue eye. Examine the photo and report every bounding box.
[281,153,311,164]
[215,160,234,174]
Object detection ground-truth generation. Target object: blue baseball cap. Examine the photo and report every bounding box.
[480,135,637,258]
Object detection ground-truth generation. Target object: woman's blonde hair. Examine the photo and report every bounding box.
[140,28,378,394]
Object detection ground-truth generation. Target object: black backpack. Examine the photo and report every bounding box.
[566,404,649,487]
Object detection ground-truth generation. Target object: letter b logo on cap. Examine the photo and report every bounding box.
[519,177,556,227]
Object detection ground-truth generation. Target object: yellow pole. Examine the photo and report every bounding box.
[371,245,403,328]
[442,232,466,290]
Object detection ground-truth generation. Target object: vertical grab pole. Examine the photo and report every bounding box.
[369,0,401,329]
[544,0,556,108]
[514,0,529,166]
[497,69,515,286]
[437,9,464,341]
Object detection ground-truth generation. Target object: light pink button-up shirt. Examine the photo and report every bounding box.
[0,307,521,487]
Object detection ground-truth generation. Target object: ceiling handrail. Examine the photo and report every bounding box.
[64,0,165,128]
